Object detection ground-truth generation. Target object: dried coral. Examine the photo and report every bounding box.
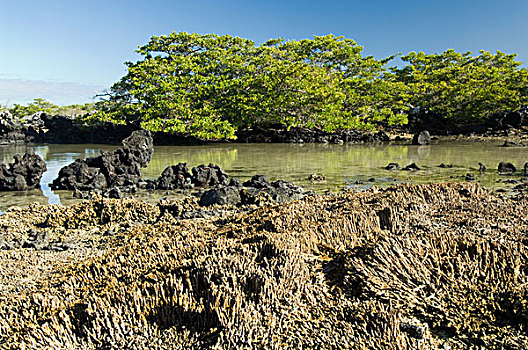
[0,182,527,349]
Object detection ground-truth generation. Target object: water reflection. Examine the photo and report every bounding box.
[0,140,526,211]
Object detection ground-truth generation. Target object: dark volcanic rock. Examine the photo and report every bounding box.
[156,163,229,190]
[199,186,241,206]
[192,164,229,187]
[268,180,307,203]
[385,163,400,171]
[412,130,431,145]
[403,163,420,171]
[0,150,47,191]
[156,163,194,190]
[439,163,454,168]
[200,176,308,207]
[465,173,476,181]
[243,175,271,189]
[22,230,49,250]
[0,111,27,144]
[498,162,516,175]
[51,130,153,192]
[39,114,140,144]
[308,173,326,182]
[234,125,385,144]
[488,106,528,129]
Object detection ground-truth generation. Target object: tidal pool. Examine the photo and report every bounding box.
[0,140,526,211]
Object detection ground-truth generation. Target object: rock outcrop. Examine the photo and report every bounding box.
[50,130,153,192]
[0,111,27,144]
[0,150,47,190]
[412,130,431,145]
[498,162,516,174]
[487,105,528,129]
[199,174,309,207]
[155,163,230,190]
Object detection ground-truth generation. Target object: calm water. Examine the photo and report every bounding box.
[0,140,526,211]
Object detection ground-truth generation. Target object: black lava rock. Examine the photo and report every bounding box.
[465,173,476,181]
[412,130,431,145]
[199,176,308,207]
[243,175,271,189]
[403,163,420,171]
[51,130,153,192]
[192,164,229,187]
[385,163,400,171]
[199,186,241,206]
[22,230,49,250]
[156,163,194,190]
[0,150,47,191]
[498,162,516,174]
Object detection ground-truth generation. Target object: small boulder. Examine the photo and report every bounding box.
[385,163,400,171]
[465,173,476,181]
[199,186,241,206]
[498,162,516,174]
[192,164,229,187]
[412,130,431,145]
[308,173,326,182]
[403,163,420,171]
[439,163,453,168]
[243,175,271,189]
[22,230,49,250]
[156,163,194,190]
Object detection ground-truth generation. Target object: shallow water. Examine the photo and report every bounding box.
[0,140,526,211]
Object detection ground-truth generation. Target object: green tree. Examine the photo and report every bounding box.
[9,98,94,118]
[90,32,406,139]
[9,98,58,117]
[392,49,528,122]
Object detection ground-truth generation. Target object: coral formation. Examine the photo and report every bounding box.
[0,182,527,349]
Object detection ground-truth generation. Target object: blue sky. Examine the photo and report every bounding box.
[1,0,527,105]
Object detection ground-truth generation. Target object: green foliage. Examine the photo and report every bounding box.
[88,33,528,139]
[8,98,94,118]
[94,32,406,139]
[392,49,528,122]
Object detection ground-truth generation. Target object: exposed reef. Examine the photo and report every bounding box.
[0,182,527,349]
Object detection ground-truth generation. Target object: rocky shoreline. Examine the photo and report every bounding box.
[0,109,527,348]
[0,182,527,348]
[2,106,528,146]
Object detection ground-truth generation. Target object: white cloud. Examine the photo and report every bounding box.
[0,79,105,106]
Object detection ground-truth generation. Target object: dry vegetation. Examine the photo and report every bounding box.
[0,182,527,349]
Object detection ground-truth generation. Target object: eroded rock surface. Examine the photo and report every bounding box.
[50,130,153,192]
[156,163,229,190]
[199,174,309,207]
[0,150,47,190]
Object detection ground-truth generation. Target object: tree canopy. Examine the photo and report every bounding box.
[15,33,527,140]
[87,32,409,139]
[392,49,528,123]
